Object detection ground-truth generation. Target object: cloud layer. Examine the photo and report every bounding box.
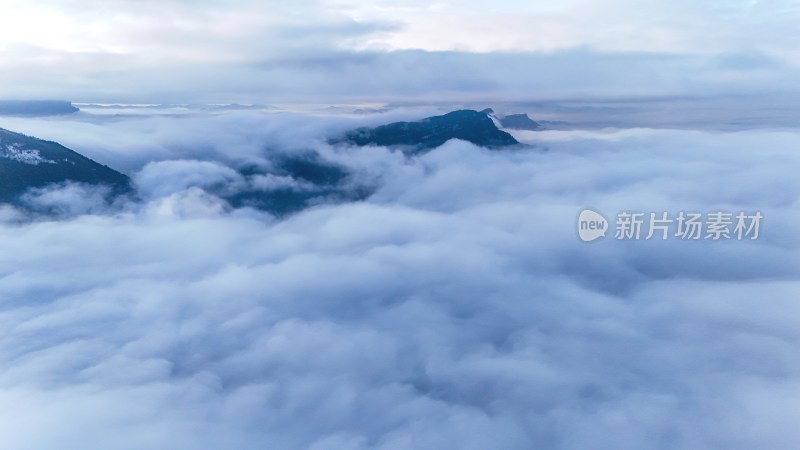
[0,110,799,449]
[1,0,799,102]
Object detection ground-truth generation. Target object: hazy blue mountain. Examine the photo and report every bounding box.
[223,153,373,216]
[334,109,519,153]
[0,128,131,202]
[499,113,544,131]
[0,101,79,116]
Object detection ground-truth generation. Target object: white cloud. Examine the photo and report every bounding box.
[135,160,243,198]
[344,0,800,57]
[0,111,799,448]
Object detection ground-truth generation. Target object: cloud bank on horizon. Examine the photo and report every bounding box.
[0,0,799,102]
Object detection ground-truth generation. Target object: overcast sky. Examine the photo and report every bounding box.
[1,0,799,103]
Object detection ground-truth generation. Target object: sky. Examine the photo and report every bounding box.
[1,0,799,102]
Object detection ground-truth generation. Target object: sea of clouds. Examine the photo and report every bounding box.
[0,109,799,449]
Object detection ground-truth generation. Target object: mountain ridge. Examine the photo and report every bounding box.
[333,109,520,153]
[0,100,79,116]
[0,127,131,203]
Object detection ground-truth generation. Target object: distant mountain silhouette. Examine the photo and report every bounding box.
[0,128,130,202]
[498,113,544,131]
[334,109,519,153]
[0,101,79,116]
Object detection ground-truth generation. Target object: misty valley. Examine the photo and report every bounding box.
[0,99,798,450]
[0,106,536,218]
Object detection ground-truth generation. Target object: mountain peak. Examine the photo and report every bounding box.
[335,109,519,153]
